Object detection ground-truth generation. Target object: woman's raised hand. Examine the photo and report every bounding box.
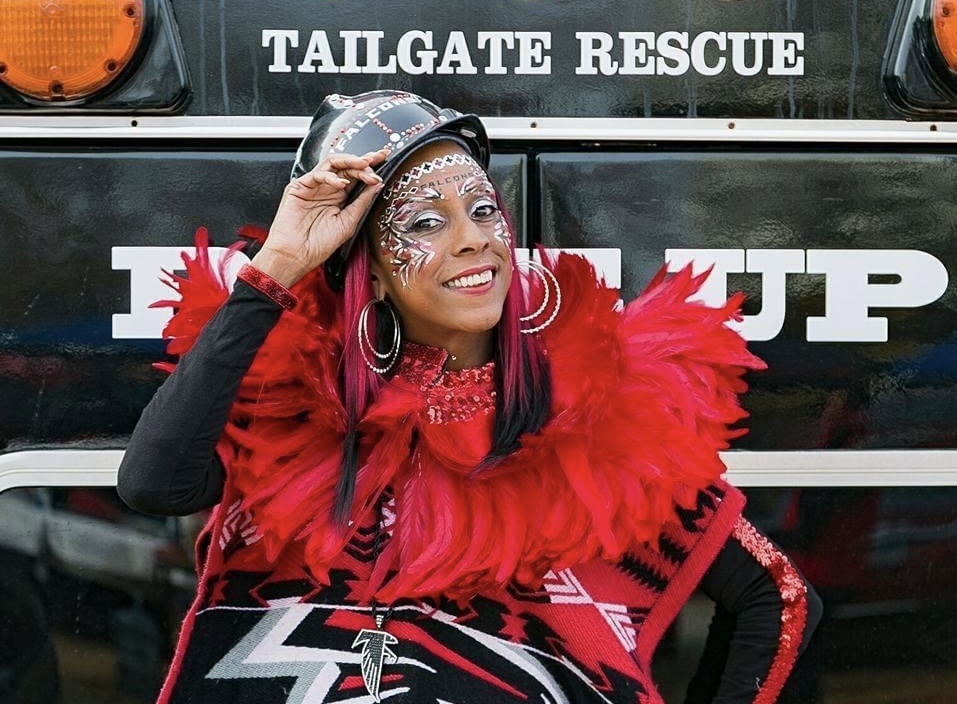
[250,149,390,287]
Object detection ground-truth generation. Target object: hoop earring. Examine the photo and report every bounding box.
[358,298,401,374]
[519,259,562,334]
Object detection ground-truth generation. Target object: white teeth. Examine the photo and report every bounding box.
[445,269,493,288]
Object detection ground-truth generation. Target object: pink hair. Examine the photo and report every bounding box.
[341,245,386,423]
[333,185,551,522]
[336,243,387,524]
[493,197,549,437]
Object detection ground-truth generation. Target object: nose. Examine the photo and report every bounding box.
[451,215,491,256]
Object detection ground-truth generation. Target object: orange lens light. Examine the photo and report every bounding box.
[0,0,144,101]
[933,0,957,72]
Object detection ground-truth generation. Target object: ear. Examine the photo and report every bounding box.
[369,258,386,300]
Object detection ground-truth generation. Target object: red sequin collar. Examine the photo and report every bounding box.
[393,342,495,424]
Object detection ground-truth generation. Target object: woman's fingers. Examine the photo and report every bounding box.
[339,167,382,185]
[340,179,385,222]
[288,169,350,193]
[328,148,389,167]
[294,153,390,194]
[292,163,377,192]
[273,148,391,254]
[319,150,390,178]
[287,149,392,194]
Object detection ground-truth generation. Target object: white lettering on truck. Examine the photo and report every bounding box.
[114,248,946,342]
[111,247,249,339]
[112,248,617,340]
[574,30,804,76]
[667,249,949,342]
[264,29,552,75]
[261,29,802,77]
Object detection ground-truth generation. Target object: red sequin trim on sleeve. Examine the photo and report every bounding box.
[237,263,298,310]
[732,517,809,704]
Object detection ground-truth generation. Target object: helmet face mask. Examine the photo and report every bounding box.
[290,91,491,290]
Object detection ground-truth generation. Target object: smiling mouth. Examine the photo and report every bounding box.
[444,269,495,289]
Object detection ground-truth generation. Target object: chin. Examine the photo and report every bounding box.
[460,319,502,334]
[453,310,504,334]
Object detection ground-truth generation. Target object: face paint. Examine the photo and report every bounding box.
[457,173,512,248]
[377,154,493,287]
[455,172,494,198]
[493,218,512,248]
[366,141,514,355]
[377,190,441,288]
[456,171,512,249]
[380,153,484,201]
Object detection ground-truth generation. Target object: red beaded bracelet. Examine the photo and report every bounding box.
[237,263,298,310]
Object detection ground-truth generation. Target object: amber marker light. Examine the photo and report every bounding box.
[933,0,957,72]
[0,0,145,102]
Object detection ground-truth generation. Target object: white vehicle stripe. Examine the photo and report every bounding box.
[2,449,957,490]
[2,116,957,143]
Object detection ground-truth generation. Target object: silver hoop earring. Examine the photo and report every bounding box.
[358,298,401,374]
[519,259,562,334]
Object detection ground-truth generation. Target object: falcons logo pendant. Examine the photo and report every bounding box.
[352,614,398,702]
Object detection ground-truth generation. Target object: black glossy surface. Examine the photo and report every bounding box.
[2,145,954,453]
[539,150,957,451]
[0,148,524,451]
[169,0,900,118]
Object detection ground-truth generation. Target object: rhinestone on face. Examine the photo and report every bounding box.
[375,153,493,288]
[380,154,483,202]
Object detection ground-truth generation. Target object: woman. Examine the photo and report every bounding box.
[118,90,820,704]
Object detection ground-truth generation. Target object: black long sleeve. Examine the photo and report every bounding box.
[685,523,823,704]
[116,279,285,515]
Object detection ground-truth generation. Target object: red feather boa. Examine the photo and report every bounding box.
[155,227,765,601]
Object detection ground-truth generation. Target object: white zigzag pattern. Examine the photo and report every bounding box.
[380,497,396,535]
[202,603,597,704]
[542,569,636,653]
[220,499,262,550]
[542,569,591,603]
[596,604,637,652]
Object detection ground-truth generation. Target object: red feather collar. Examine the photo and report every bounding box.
[157,227,765,601]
